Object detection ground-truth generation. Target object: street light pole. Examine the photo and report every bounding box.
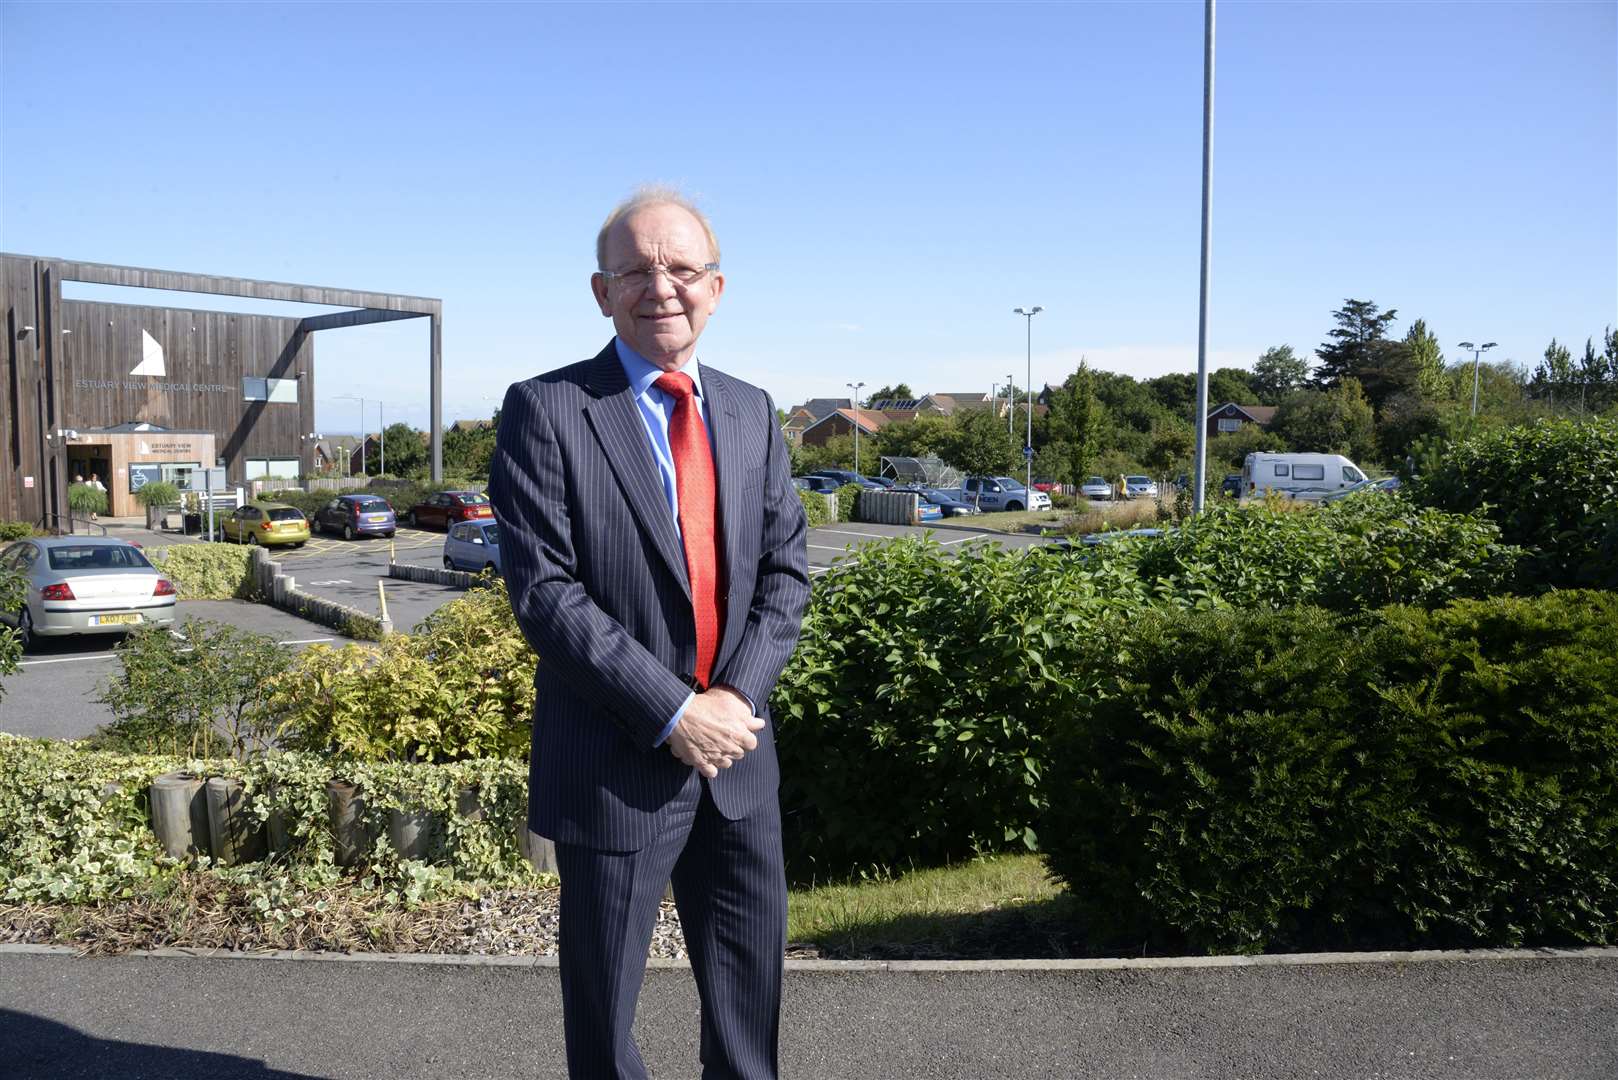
[1014,307,1042,494]
[846,381,866,477]
[1191,0,1216,515]
[1458,341,1498,417]
[379,402,386,477]
[1006,373,1015,436]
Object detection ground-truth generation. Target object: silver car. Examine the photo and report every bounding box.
[0,536,178,650]
[443,519,503,574]
[1079,476,1112,500]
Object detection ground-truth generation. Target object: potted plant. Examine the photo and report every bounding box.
[67,482,108,525]
[134,481,181,531]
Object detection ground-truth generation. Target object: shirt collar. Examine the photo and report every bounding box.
[615,337,704,402]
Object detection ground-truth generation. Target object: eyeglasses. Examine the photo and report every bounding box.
[600,263,720,292]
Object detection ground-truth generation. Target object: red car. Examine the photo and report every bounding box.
[403,490,493,530]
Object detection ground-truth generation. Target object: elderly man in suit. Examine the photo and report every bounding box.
[489,188,811,1079]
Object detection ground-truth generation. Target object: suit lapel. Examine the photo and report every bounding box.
[701,365,748,667]
[582,343,691,598]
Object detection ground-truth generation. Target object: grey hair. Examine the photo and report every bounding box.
[595,185,722,270]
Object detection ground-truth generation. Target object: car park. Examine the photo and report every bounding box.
[444,519,503,574]
[0,537,177,649]
[1122,476,1159,500]
[1079,476,1112,500]
[312,494,397,540]
[220,502,311,546]
[406,490,493,530]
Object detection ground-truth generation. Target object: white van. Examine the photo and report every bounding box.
[1241,453,1369,502]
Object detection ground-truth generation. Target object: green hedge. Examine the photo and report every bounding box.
[1411,417,1618,589]
[835,483,861,522]
[771,537,1147,876]
[0,521,43,542]
[146,544,256,600]
[1092,496,1520,611]
[1041,590,1618,954]
[0,734,541,910]
[798,488,831,527]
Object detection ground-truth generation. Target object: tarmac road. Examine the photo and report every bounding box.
[0,600,358,741]
[1,948,1613,1079]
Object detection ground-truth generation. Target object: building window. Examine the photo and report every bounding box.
[245,458,301,481]
[243,377,299,403]
[1217,418,1242,433]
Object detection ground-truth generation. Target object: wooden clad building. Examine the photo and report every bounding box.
[1,254,441,527]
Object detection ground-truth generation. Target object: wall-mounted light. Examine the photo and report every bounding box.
[61,329,72,335]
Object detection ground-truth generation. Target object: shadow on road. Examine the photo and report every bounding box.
[0,1008,325,1080]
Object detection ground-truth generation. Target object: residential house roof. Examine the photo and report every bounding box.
[1207,403,1278,426]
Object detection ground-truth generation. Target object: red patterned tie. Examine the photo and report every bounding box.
[654,371,722,689]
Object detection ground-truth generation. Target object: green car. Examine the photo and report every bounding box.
[219,502,311,547]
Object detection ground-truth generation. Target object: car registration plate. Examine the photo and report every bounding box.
[92,613,140,626]
[364,515,385,523]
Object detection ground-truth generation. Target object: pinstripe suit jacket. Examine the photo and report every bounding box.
[489,341,811,852]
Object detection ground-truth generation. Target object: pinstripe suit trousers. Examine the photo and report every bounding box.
[555,774,787,1080]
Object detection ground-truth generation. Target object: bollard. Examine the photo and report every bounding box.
[327,778,369,867]
[205,776,266,866]
[150,771,209,859]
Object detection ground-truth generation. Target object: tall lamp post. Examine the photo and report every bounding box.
[1006,373,1015,436]
[1458,341,1497,417]
[1013,307,1042,494]
[846,381,866,477]
[1191,0,1216,514]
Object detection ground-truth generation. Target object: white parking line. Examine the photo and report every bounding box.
[806,543,853,553]
[810,528,890,540]
[18,655,117,667]
[20,636,334,665]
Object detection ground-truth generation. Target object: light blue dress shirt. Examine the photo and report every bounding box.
[614,338,731,747]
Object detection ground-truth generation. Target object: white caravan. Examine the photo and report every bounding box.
[1240,453,1369,502]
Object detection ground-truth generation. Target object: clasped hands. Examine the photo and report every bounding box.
[667,685,764,779]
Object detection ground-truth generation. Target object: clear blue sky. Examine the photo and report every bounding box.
[3,1,1613,434]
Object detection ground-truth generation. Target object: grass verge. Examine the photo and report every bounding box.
[786,854,1088,959]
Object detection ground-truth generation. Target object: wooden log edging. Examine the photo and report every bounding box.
[249,547,384,637]
[388,561,479,589]
[147,772,555,875]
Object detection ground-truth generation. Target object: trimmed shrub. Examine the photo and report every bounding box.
[269,578,536,763]
[146,544,255,599]
[94,620,293,759]
[835,483,861,522]
[798,487,831,527]
[1410,417,1618,589]
[0,521,43,542]
[261,488,331,517]
[1041,591,1618,954]
[771,537,1147,877]
[1090,496,1520,611]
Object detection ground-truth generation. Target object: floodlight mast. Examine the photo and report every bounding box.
[1459,341,1498,417]
[1014,307,1043,494]
[1191,0,1216,514]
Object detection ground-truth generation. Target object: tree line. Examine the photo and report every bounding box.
[797,299,1618,484]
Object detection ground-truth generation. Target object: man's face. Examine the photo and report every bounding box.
[592,203,724,372]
